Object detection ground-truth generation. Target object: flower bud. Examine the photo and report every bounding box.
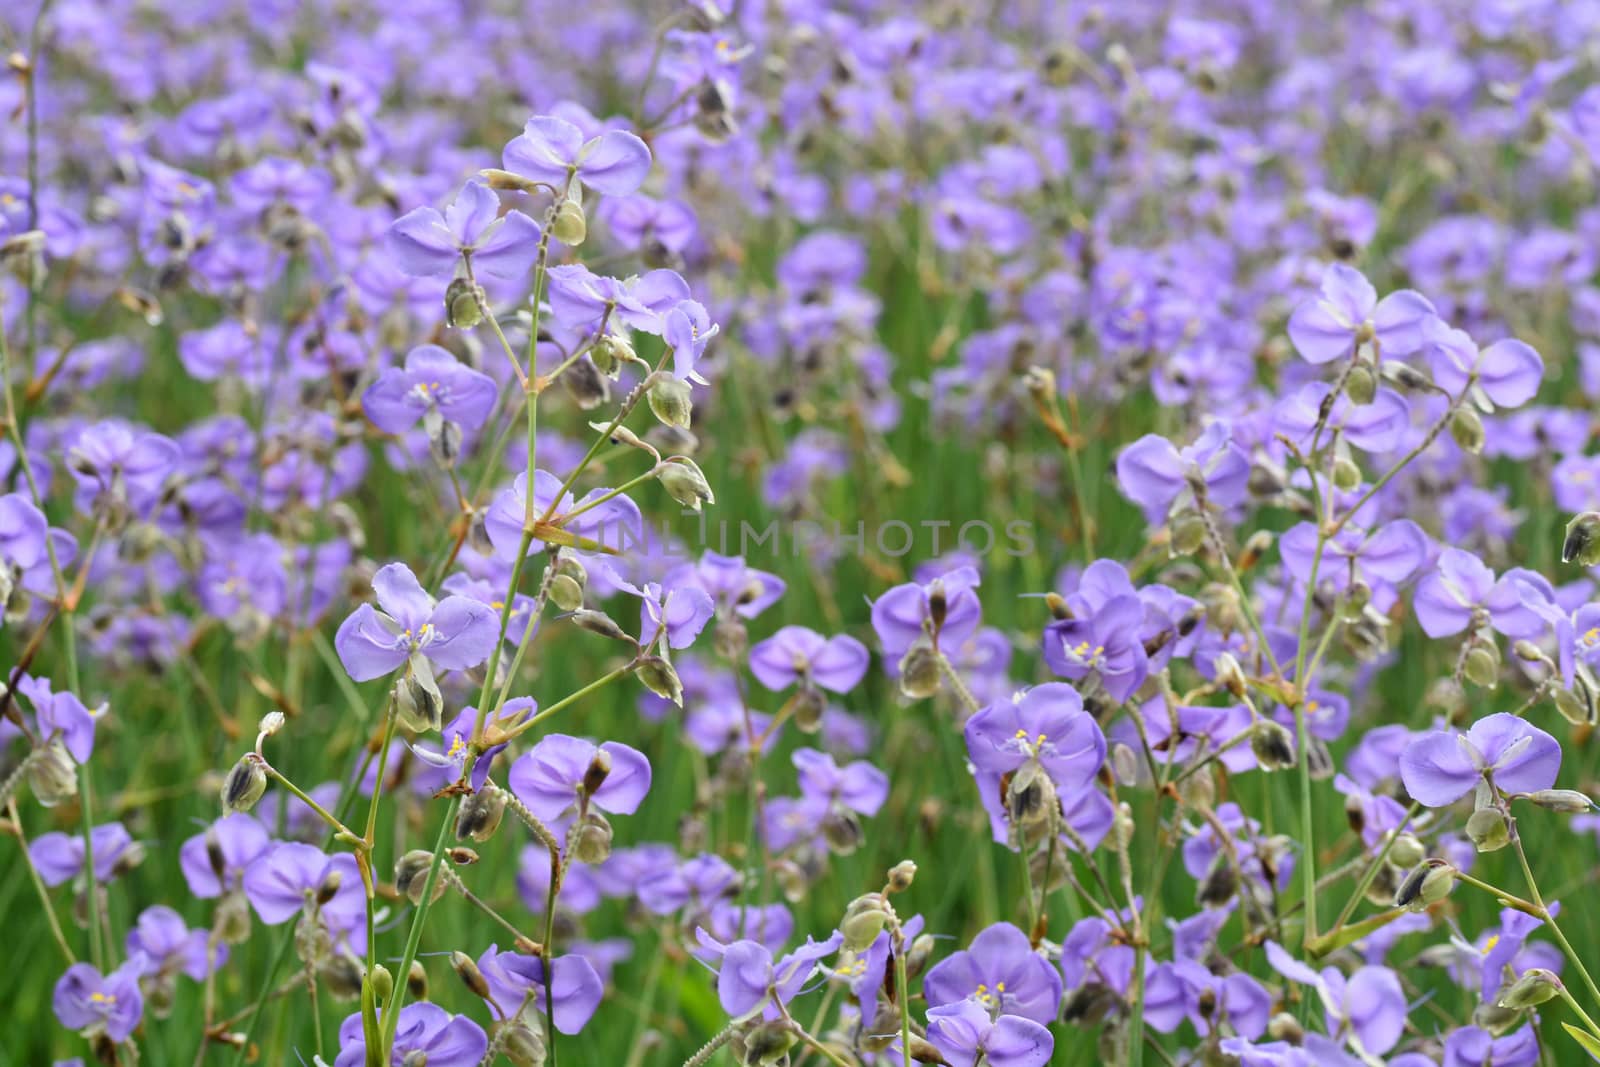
[1249,719,1296,771]
[886,860,917,893]
[840,894,891,951]
[221,756,268,814]
[1553,685,1593,725]
[571,811,614,865]
[571,609,632,642]
[1395,858,1455,911]
[1565,511,1600,566]
[551,198,586,246]
[896,638,941,700]
[452,951,491,1000]
[456,788,507,842]
[822,809,864,854]
[395,850,448,905]
[647,375,694,429]
[1266,1012,1303,1043]
[1214,652,1248,699]
[589,333,635,378]
[1525,788,1594,813]
[369,964,395,1004]
[316,868,343,905]
[740,1020,798,1066]
[1197,857,1238,908]
[657,459,715,512]
[634,656,684,706]
[1450,407,1485,454]
[548,566,586,613]
[1006,762,1057,830]
[1110,743,1139,787]
[1465,807,1511,852]
[714,618,748,660]
[407,960,428,1001]
[562,356,611,409]
[1498,968,1562,1010]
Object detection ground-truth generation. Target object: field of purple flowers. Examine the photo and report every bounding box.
[7,0,1600,1065]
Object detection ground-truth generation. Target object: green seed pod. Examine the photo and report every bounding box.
[897,638,942,700]
[1331,455,1362,491]
[571,811,614,865]
[1465,807,1511,853]
[1462,640,1501,689]
[657,458,715,512]
[445,276,484,329]
[1498,967,1562,1010]
[395,850,448,905]
[1345,363,1377,405]
[886,860,917,893]
[840,894,891,951]
[1388,832,1426,869]
[369,963,395,1004]
[27,739,79,807]
[502,1023,547,1067]
[793,686,826,733]
[1169,512,1208,556]
[635,656,684,706]
[551,198,587,246]
[1395,858,1455,911]
[647,375,694,429]
[1249,719,1296,771]
[1450,407,1485,454]
[1525,788,1594,813]
[456,787,507,842]
[452,951,491,1000]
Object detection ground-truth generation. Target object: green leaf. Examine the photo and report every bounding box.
[1563,1022,1600,1063]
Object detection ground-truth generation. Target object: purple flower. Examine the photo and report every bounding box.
[1442,1024,1539,1067]
[1042,596,1148,703]
[694,929,843,1020]
[387,180,541,280]
[924,999,1054,1067]
[179,814,270,897]
[662,300,718,383]
[507,734,652,823]
[126,905,221,981]
[1279,519,1429,594]
[923,922,1063,1026]
[32,822,134,886]
[871,566,982,659]
[483,467,645,558]
[53,956,146,1042]
[410,704,515,794]
[0,492,73,598]
[475,946,604,1032]
[242,842,339,924]
[1144,962,1270,1040]
[1265,942,1406,1055]
[1425,319,1544,409]
[1116,421,1249,519]
[503,116,652,196]
[634,851,739,917]
[1274,382,1412,454]
[667,552,786,620]
[362,345,498,433]
[792,747,888,816]
[748,626,870,693]
[1288,263,1435,364]
[67,421,180,519]
[545,264,690,334]
[334,1003,487,1067]
[18,675,101,764]
[965,683,1107,794]
[620,579,716,649]
[334,562,498,681]
[1399,713,1561,808]
[1413,548,1526,639]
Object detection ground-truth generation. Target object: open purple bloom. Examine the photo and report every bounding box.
[1413,548,1526,638]
[179,813,270,897]
[388,179,541,281]
[545,264,690,334]
[0,492,75,598]
[53,955,146,1043]
[871,566,982,659]
[241,842,337,924]
[662,299,718,383]
[503,116,652,196]
[32,822,134,886]
[18,675,101,763]
[748,626,870,693]
[334,1002,487,1067]
[1425,319,1544,409]
[1266,942,1405,1055]
[668,552,786,620]
[1274,382,1412,454]
[362,345,498,433]
[923,922,1063,1025]
[1279,519,1429,594]
[507,734,652,823]
[334,562,498,681]
[965,683,1106,794]
[694,929,843,1020]
[1116,420,1249,519]
[793,747,888,815]
[1442,1025,1539,1067]
[1399,713,1561,807]
[67,421,179,519]
[1288,263,1435,364]
[1042,595,1149,702]
[476,945,605,1032]
[410,704,514,794]
[483,467,645,558]
[1145,962,1270,1040]
[924,999,1054,1067]
[126,905,221,982]
[620,579,716,649]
